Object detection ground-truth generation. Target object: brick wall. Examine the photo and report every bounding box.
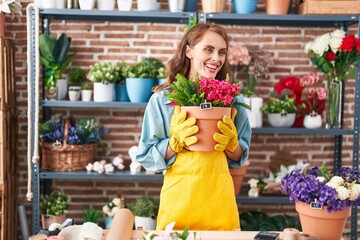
[7,0,359,237]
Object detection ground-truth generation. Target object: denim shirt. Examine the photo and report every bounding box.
[136,89,252,172]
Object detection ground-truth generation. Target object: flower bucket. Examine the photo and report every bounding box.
[295,201,350,240]
[181,106,232,152]
[326,79,342,129]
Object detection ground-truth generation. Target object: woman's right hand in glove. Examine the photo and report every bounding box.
[169,106,199,153]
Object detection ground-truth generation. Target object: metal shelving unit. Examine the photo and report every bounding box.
[199,12,360,240]
[28,7,360,238]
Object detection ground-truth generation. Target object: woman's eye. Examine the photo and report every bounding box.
[204,47,213,52]
[219,51,226,56]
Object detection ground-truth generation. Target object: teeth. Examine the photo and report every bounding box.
[206,64,216,70]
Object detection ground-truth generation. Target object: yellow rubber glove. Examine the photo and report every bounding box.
[169,106,199,153]
[213,108,239,152]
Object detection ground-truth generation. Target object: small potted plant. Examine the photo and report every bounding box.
[125,57,162,103]
[129,195,158,230]
[39,33,75,100]
[114,61,129,102]
[40,191,69,229]
[81,83,93,102]
[102,196,125,229]
[68,67,86,101]
[83,207,101,224]
[87,61,120,102]
[260,90,297,128]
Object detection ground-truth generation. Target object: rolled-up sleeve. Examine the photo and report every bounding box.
[228,95,252,168]
[136,91,176,172]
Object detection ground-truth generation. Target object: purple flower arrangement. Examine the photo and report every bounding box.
[280,165,360,212]
[39,115,105,145]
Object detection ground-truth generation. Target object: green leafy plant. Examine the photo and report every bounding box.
[81,83,92,90]
[129,195,158,218]
[69,67,86,85]
[87,61,120,83]
[40,191,69,216]
[240,211,302,231]
[260,90,297,114]
[83,207,101,224]
[125,58,164,79]
[39,33,75,88]
[115,61,128,83]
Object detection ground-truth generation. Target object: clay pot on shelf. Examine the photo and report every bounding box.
[265,0,291,14]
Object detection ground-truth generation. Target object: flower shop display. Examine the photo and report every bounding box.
[125,57,163,103]
[281,165,360,240]
[87,61,120,102]
[129,195,159,230]
[102,196,125,229]
[297,72,327,129]
[260,90,297,128]
[305,29,360,129]
[39,33,75,100]
[40,191,69,229]
[166,73,250,151]
[227,43,272,128]
[39,115,104,171]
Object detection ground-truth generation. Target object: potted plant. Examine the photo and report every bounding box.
[40,191,69,229]
[166,73,250,151]
[156,64,166,86]
[102,197,125,229]
[87,61,120,102]
[83,207,101,224]
[114,61,130,102]
[260,90,297,128]
[81,83,93,102]
[78,0,96,9]
[265,0,291,14]
[125,57,162,103]
[68,67,86,101]
[39,33,75,100]
[280,164,360,240]
[129,195,158,230]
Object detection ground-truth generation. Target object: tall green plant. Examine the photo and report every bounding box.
[129,195,158,218]
[39,33,75,88]
[40,191,69,216]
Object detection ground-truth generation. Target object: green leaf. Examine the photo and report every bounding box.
[39,34,56,63]
[54,33,72,62]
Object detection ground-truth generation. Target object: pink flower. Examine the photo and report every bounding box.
[316,87,327,100]
[227,43,251,66]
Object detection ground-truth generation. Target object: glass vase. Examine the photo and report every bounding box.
[247,74,257,93]
[326,79,342,129]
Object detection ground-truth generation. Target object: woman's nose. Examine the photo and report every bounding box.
[211,53,219,61]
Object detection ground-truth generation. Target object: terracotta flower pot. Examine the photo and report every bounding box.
[229,160,249,195]
[295,201,350,240]
[265,0,291,15]
[181,106,232,152]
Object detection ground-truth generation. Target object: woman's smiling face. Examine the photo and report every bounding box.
[186,30,227,80]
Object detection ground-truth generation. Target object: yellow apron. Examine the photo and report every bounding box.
[157,151,240,231]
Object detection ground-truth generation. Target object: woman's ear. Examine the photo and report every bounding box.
[185,45,193,59]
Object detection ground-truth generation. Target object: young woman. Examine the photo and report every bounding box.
[136,23,251,230]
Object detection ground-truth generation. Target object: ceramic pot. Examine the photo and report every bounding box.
[137,0,159,11]
[184,0,198,11]
[295,201,350,240]
[181,106,232,152]
[56,0,66,9]
[68,86,81,101]
[169,0,185,12]
[125,78,155,103]
[303,113,322,129]
[244,96,263,128]
[229,160,249,195]
[134,216,156,230]
[115,83,130,101]
[104,216,113,229]
[41,214,66,229]
[42,0,57,8]
[265,0,290,14]
[117,0,132,10]
[79,0,96,10]
[93,82,115,102]
[98,0,115,10]
[57,79,68,100]
[268,113,295,128]
[81,90,93,102]
[232,0,258,14]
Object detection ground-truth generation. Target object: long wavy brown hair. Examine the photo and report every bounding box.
[153,23,230,92]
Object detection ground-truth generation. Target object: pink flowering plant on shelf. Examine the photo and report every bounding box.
[297,72,327,116]
[166,73,251,109]
[280,164,360,212]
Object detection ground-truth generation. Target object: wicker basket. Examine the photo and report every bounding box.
[39,119,98,172]
[202,0,226,13]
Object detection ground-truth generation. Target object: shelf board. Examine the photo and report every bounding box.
[200,13,359,27]
[252,127,354,135]
[41,100,147,108]
[236,195,291,204]
[39,9,194,23]
[39,170,164,180]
